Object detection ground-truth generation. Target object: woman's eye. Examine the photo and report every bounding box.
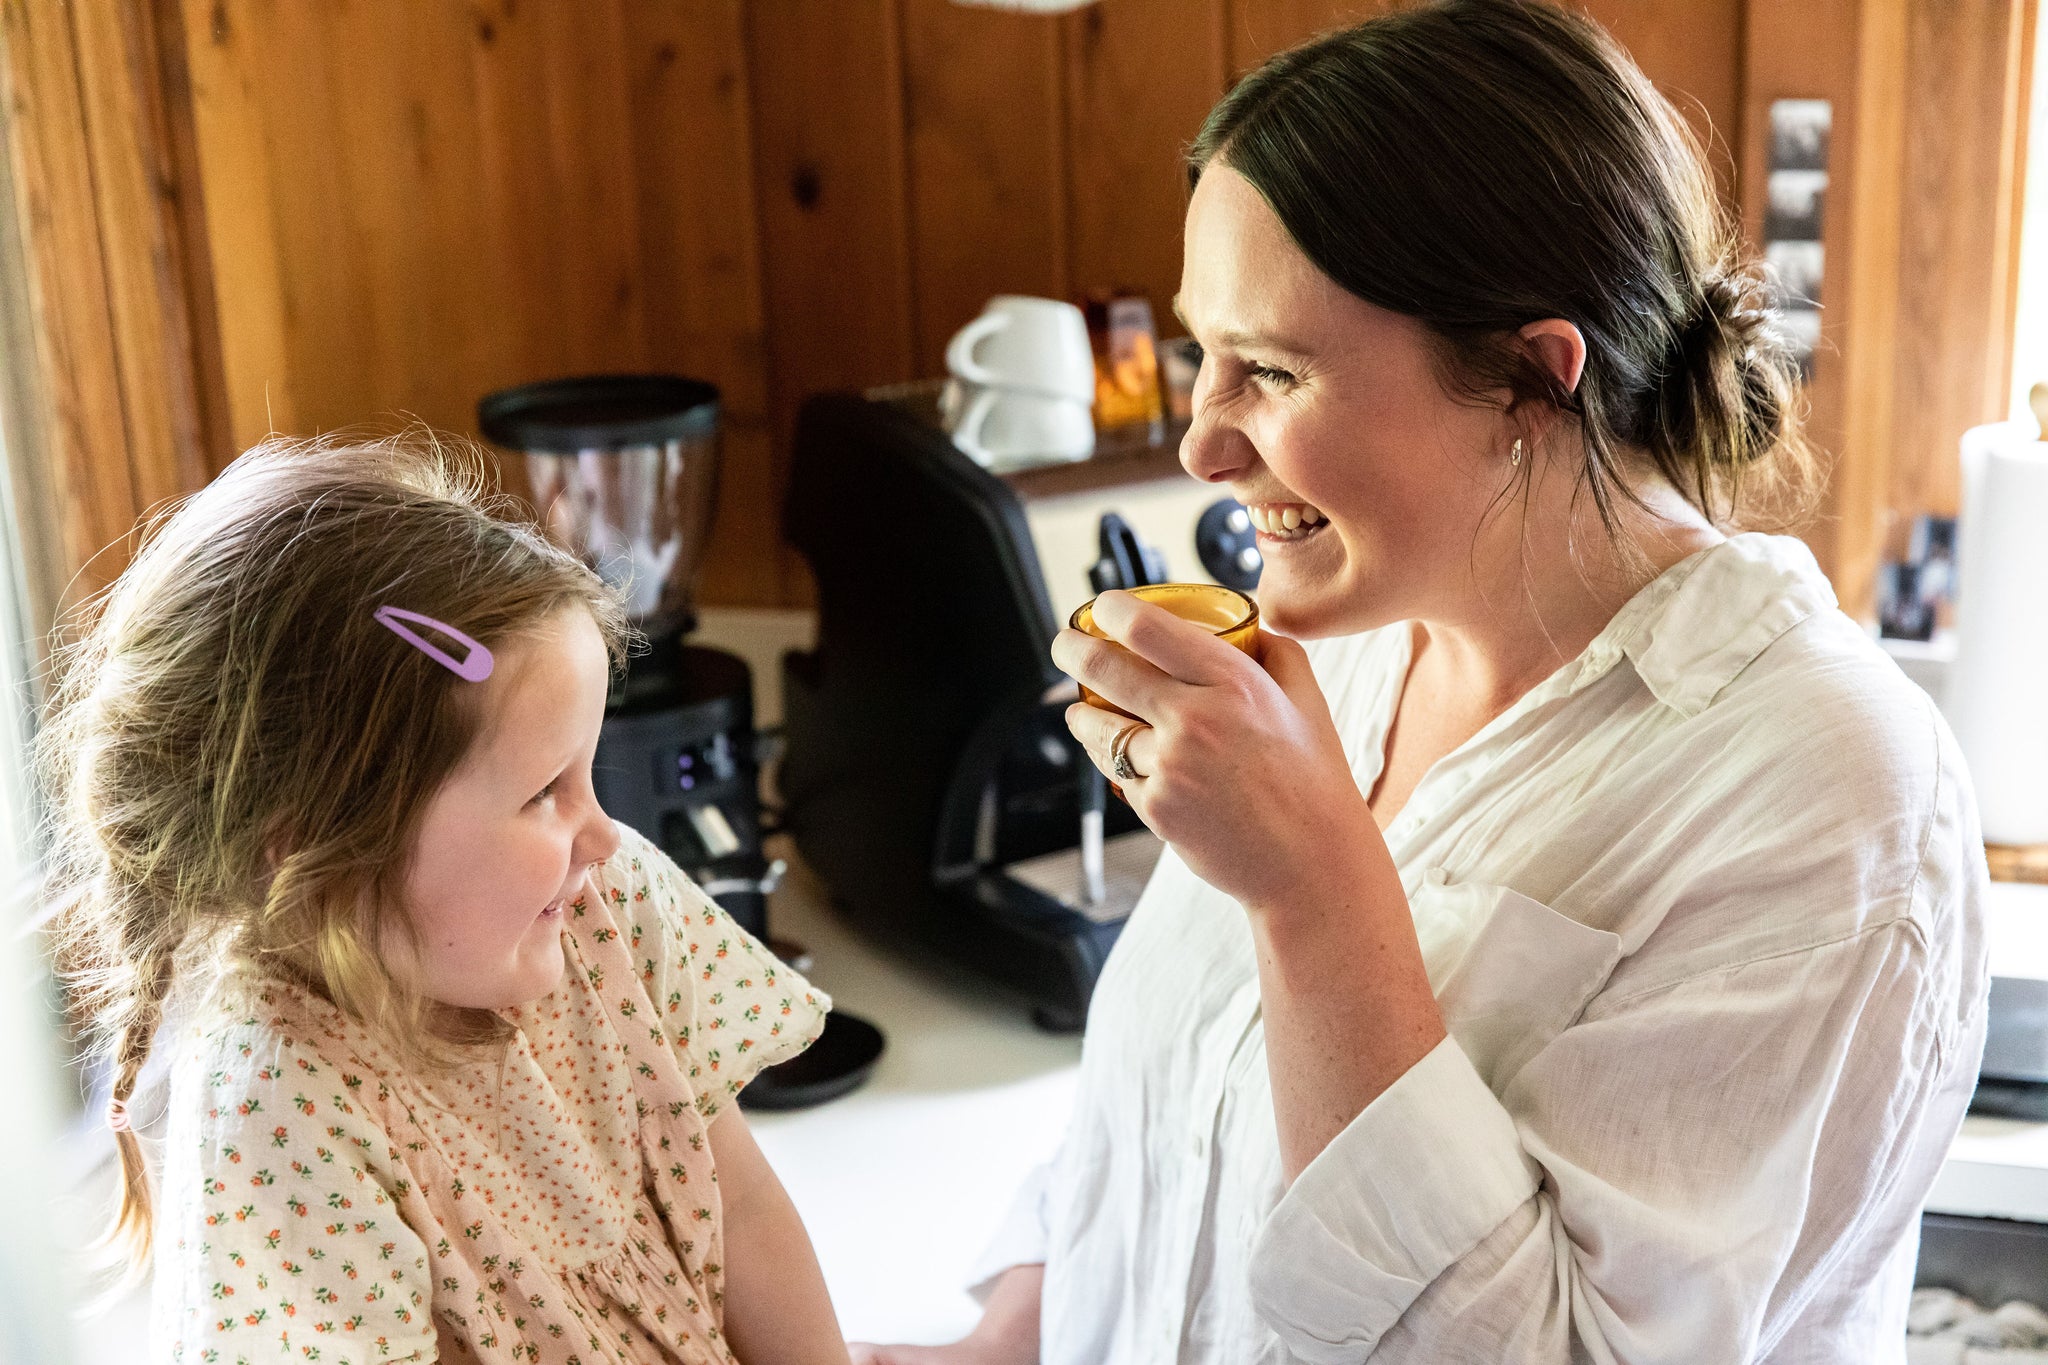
[1248,362,1296,388]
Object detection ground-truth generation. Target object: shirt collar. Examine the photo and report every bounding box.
[1564,532,1839,719]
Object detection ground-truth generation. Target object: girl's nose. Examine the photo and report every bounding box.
[583,807,622,869]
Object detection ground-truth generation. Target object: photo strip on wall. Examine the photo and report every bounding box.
[1764,98,1831,380]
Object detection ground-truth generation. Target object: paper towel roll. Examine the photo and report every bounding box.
[1950,420,2048,845]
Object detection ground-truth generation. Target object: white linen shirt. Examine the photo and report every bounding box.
[969,532,1990,1363]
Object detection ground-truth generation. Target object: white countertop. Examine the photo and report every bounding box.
[1924,879,2048,1223]
[748,840,1081,1346]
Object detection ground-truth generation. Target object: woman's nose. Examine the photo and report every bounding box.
[1179,385,1256,486]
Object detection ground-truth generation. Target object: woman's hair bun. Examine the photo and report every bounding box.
[1654,261,1802,477]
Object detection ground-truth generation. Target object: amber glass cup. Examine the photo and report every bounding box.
[1067,583,1262,721]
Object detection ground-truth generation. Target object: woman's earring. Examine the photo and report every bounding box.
[1511,437,1525,467]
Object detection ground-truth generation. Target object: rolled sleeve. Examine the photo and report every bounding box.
[965,1156,1056,1304]
[1246,1034,1540,1360]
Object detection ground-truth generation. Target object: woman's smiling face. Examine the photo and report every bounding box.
[1175,163,1519,640]
[392,605,622,1011]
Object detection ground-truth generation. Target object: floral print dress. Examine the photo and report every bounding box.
[151,820,830,1364]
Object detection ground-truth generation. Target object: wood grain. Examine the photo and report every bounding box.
[622,0,778,608]
[1222,0,1388,76]
[1062,0,1227,328]
[1832,0,1909,620]
[1741,0,1866,596]
[1888,0,2032,521]
[746,0,916,605]
[1581,0,1744,200]
[1,0,221,627]
[22,0,2031,620]
[900,0,1067,375]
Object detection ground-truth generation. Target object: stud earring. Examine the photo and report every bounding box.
[1511,437,1524,467]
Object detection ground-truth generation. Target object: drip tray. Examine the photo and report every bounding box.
[1003,830,1164,925]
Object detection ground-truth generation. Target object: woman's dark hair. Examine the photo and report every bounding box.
[1188,0,1818,550]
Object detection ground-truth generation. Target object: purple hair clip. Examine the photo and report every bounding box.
[373,605,494,681]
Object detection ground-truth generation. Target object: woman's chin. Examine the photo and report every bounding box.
[1254,561,1346,638]
[1255,552,1387,640]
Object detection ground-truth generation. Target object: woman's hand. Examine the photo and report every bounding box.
[1052,590,1381,914]
[847,1263,1042,1365]
[847,1343,1005,1365]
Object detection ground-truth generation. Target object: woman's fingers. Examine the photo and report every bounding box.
[1050,627,1173,719]
[1088,590,1257,688]
[1066,703,1160,779]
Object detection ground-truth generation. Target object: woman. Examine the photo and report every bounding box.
[854,1,1987,1360]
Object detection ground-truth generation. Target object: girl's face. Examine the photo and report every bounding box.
[1174,164,1520,640]
[396,606,621,1010]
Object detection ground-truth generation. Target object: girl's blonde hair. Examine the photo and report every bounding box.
[34,430,639,1276]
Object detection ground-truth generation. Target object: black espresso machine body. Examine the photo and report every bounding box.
[778,390,1255,1029]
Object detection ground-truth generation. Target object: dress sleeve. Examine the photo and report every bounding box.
[1245,917,1977,1363]
[603,820,831,1119]
[151,1017,437,1364]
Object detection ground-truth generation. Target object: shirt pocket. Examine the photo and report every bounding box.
[1410,868,1623,1092]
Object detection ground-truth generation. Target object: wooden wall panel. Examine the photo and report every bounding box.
[68,0,217,508]
[1888,0,2033,519]
[1831,0,1909,619]
[1742,0,1867,594]
[622,0,778,608]
[0,0,219,643]
[38,0,2005,622]
[746,0,915,605]
[901,0,1067,375]
[183,0,658,468]
[1222,1,1388,77]
[1581,0,1745,197]
[1061,0,1227,324]
[2,0,144,593]
[1740,0,2032,620]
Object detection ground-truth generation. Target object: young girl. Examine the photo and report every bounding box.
[38,434,851,1364]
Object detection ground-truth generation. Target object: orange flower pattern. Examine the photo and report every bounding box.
[153,820,830,1363]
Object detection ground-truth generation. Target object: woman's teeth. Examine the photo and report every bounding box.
[1247,503,1325,539]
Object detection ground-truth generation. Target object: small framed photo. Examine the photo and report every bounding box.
[1764,169,1829,243]
[1766,240,1825,308]
[1769,98,1832,172]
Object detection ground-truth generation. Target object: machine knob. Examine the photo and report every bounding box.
[1196,498,1262,591]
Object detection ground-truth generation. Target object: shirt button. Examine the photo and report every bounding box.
[1191,1133,1208,1160]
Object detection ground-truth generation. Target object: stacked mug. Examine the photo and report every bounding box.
[941,296,1097,470]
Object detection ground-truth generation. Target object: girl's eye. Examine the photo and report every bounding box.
[530,779,559,806]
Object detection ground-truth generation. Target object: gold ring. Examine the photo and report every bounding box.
[1109,721,1149,782]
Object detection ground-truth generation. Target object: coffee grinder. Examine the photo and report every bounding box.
[480,374,883,1108]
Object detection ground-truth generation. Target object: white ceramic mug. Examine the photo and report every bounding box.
[946,296,1096,404]
[948,381,1095,468]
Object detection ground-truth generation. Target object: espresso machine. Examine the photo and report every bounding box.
[480,374,883,1106]
[778,385,1257,1030]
